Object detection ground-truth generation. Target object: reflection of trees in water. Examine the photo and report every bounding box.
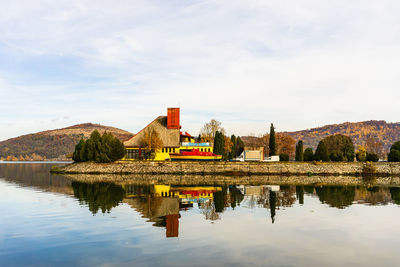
[296,186,304,205]
[315,186,356,209]
[277,186,297,207]
[72,182,125,214]
[229,186,244,209]
[354,186,392,205]
[0,163,72,194]
[390,188,400,205]
[199,201,220,221]
[269,190,276,223]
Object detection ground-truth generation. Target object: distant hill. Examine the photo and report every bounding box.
[0,123,134,160]
[283,120,400,155]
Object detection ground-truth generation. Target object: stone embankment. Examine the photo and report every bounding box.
[61,173,400,187]
[55,161,400,176]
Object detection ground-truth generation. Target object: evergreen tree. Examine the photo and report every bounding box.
[85,138,95,161]
[315,141,329,161]
[110,135,126,161]
[269,123,276,156]
[72,139,85,162]
[79,140,88,162]
[269,190,276,223]
[72,130,126,163]
[236,136,245,157]
[295,140,304,161]
[87,130,102,162]
[388,141,400,162]
[322,134,354,162]
[230,135,237,159]
[213,131,225,156]
[304,147,314,161]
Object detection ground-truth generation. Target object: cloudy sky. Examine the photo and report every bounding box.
[1,0,400,141]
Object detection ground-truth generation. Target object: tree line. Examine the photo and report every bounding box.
[293,135,400,162]
[73,130,126,163]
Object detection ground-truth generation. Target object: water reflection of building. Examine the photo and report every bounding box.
[123,184,221,238]
[71,181,400,237]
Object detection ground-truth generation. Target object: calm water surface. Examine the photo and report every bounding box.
[1,163,400,267]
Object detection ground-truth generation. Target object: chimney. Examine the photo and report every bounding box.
[167,108,181,129]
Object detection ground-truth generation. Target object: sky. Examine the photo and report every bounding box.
[1,0,400,141]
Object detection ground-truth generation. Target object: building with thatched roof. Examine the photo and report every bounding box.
[123,108,214,161]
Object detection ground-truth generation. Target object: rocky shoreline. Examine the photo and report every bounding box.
[52,161,400,176]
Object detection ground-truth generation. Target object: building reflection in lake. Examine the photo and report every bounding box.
[71,181,400,238]
[123,184,222,237]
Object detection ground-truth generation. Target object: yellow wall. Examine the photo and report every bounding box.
[124,144,214,161]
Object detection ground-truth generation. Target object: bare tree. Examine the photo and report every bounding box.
[365,137,383,157]
[200,119,225,140]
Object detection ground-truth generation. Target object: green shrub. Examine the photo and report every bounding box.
[304,148,314,161]
[366,153,379,162]
[279,153,289,161]
[388,141,400,162]
[330,151,344,162]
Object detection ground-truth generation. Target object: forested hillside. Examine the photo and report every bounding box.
[284,120,400,155]
[0,123,134,160]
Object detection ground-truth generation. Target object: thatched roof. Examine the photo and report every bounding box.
[124,116,180,148]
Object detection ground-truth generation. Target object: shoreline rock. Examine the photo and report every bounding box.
[52,161,400,177]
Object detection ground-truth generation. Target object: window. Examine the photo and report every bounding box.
[126,149,139,159]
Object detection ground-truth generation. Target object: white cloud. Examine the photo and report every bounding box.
[0,0,400,140]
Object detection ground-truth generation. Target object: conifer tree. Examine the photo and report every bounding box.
[315,140,329,161]
[236,136,245,157]
[230,135,237,159]
[110,136,126,161]
[79,140,88,162]
[72,139,85,162]
[295,140,304,161]
[269,123,276,156]
[213,131,225,156]
[72,130,126,163]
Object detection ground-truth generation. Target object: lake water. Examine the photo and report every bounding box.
[1,163,400,267]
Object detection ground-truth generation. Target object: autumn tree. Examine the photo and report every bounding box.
[356,146,367,162]
[200,119,225,141]
[269,123,276,156]
[142,128,163,159]
[295,140,304,161]
[223,136,233,160]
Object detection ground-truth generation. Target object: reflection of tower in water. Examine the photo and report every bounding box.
[123,184,221,238]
